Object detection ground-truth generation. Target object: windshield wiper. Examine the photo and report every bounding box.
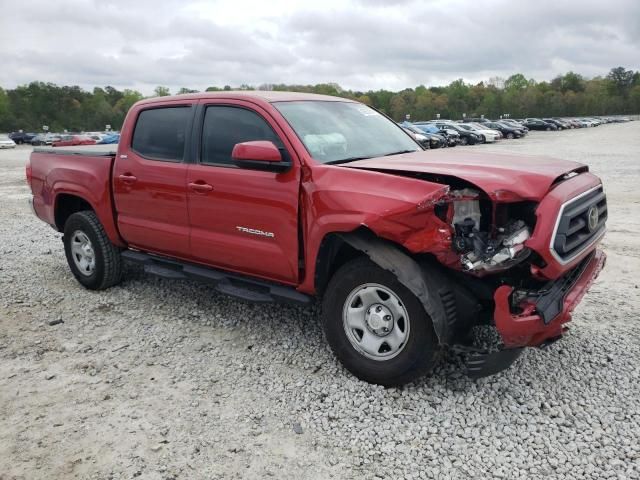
[383,149,419,156]
[325,156,372,165]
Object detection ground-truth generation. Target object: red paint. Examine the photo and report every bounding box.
[52,135,96,147]
[494,249,606,348]
[346,149,587,201]
[232,140,282,163]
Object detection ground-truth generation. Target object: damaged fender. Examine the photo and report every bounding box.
[339,230,451,344]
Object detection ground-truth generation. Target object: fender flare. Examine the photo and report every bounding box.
[338,230,451,344]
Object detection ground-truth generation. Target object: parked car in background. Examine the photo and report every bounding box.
[401,125,431,149]
[87,133,108,144]
[457,123,501,143]
[551,118,574,129]
[524,118,558,131]
[9,131,37,144]
[97,133,121,144]
[52,135,97,147]
[0,134,17,149]
[31,133,63,146]
[412,123,458,146]
[484,121,524,139]
[583,117,602,126]
[500,119,529,132]
[422,121,483,145]
[543,118,568,130]
[561,118,582,129]
[403,123,447,149]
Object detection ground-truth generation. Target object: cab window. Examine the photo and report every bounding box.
[201,106,280,166]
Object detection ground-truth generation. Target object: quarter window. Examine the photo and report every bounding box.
[201,106,280,166]
[132,107,190,161]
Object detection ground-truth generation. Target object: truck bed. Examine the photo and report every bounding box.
[29,146,122,246]
[33,144,118,157]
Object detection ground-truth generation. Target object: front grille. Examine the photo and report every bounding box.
[552,186,607,262]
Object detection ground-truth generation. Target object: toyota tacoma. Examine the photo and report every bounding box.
[27,92,607,386]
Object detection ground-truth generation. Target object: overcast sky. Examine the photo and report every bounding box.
[1,0,638,94]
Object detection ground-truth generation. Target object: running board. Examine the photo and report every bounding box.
[121,250,311,306]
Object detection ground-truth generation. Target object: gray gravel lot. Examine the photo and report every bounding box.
[1,123,639,479]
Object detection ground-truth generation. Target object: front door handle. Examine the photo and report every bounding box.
[188,181,214,193]
[119,173,137,184]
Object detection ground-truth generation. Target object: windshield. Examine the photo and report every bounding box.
[273,101,420,164]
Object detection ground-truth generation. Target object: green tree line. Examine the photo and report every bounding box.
[1,67,638,132]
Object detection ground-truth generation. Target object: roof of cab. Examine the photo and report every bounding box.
[136,90,356,107]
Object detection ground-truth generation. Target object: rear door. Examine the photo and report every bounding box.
[186,101,301,284]
[113,102,194,258]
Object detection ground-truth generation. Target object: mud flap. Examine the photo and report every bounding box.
[339,231,450,343]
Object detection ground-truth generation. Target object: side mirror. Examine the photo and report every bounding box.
[231,141,290,172]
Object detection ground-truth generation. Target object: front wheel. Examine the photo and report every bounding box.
[322,257,439,386]
[506,132,514,139]
[63,211,123,290]
[460,137,468,146]
[546,127,551,131]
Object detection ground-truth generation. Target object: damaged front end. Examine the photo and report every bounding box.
[446,189,534,274]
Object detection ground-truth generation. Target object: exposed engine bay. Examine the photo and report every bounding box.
[447,189,533,273]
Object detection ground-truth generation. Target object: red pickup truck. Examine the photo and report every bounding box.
[27,92,607,385]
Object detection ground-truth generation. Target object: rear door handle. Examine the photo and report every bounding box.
[118,173,137,184]
[188,181,213,193]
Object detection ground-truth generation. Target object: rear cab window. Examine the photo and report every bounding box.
[132,107,191,162]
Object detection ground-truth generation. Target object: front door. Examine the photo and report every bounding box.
[113,103,194,258]
[186,102,301,284]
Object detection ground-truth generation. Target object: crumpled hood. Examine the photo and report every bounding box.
[345,149,588,201]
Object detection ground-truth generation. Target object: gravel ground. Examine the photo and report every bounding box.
[1,123,639,479]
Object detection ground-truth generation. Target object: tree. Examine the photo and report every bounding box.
[607,67,635,96]
[153,86,171,97]
[504,73,529,91]
[177,87,199,94]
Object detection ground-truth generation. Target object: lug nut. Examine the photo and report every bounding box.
[384,315,391,321]
[376,306,382,313]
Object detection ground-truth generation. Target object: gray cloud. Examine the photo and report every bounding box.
[0,0,638,94]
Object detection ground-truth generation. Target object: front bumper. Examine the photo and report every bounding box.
[493,249,606,348]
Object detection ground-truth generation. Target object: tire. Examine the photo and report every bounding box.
[506,132,514,139]
[322,257,439,386]
[63,211,123,290]
[460,137,468,146]
[480,135,486,143]
[546,127,551,131]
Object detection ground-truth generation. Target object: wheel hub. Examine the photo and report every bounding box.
[70,230,96,276]
[365,304,394,336]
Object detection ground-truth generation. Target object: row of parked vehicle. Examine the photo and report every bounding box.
[399,115,633,148]
[4,114,632,151]
[5,131,121,147]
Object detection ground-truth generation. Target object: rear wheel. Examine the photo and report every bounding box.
[322,257,439,386]
[460,137,468,146]
[63,211,123,290]
[506,132,514,139]
[546,127,551,131]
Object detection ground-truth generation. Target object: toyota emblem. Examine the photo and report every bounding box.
[587,205,599,232]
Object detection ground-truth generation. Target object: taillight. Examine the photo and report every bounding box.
[26,161,32,187]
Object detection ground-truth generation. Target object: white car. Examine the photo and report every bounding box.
[457,123,501,143]
[0,134,17,149]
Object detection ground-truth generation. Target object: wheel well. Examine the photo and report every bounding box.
[54,194,93,231]
[314,232,363,296]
